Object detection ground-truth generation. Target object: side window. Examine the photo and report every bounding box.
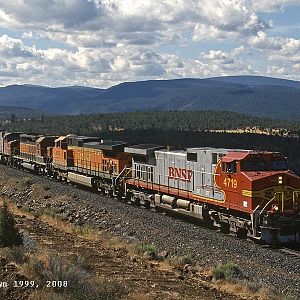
[102,159,107,171]
[187,152,197,162]
[222,163,226,172]
[136,165,141,179]
[150,166,153,182]
[111,161,116,172]
[142,166,148,181]
[226,161,237,173]
[212,153,218,164]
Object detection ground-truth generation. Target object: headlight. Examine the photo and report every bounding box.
[278,176,283,184]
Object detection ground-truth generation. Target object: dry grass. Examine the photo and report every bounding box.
[28,290,72,300]
[127,292,155,300]
[2,196,295,300]
[0,246,27,264]
[2,197,129,251]
[209,269,295,300]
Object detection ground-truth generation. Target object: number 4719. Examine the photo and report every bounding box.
[223,178,237,188]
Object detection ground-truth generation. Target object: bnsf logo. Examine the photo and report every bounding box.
[168,167,193,182]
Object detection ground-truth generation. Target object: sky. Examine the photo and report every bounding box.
[0,0,299,88]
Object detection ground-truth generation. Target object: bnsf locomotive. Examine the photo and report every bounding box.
[0,130,299,244]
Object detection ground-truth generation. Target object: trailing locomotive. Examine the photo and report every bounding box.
[0,130,299,244]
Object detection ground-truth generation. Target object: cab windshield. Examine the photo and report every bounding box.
[241,161,268,171]
[270,160,288,171]
[241,160,288,172]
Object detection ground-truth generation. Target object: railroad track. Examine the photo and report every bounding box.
[279,247,300,258]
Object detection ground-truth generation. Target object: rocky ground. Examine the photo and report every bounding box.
[0,164,299,299]
[1,202,240,300]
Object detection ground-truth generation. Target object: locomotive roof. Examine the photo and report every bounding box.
[130,144,162,150]
[55,136,67,142]
[20,133,42,138]
[124,144,164,156]
[36,136,57,144]
[187,147,252,152]
[84,140,128,151]
[222,150,284,162]
[4,132,22,136]
[156,149,186,156]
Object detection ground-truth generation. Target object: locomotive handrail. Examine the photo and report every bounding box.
[293,190,300,211]
[114,167,131,186]
[259,195,277,216]
[259,192,285,215]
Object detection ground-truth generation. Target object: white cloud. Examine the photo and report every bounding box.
[198,47,253,74]
[248,31,300,64]
[21,31,33,39]
[252,0,300,12]
[0,1,299,86]
[0,0,100,29]
[193,24,240,41]
[267,65,285,75]
[249,31,283,50]
[0,0,271,47]
[0,33,256,87]
[0,35,36,58]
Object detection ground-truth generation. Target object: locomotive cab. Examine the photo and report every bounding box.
[217,150,300,243]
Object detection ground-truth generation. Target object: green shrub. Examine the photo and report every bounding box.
[135,243,157,258]
[0,246,27,263]
[42,185,51,191]
[26,252,127,300]
[0,202,23,247]
[242,279,263,293]
[168,254,195,269]
[212,263,242,282]
[73,224,95,236]
[23,177,33,186]
[43,207,60,218]
[92,280,125,300]
[26,252,92,298]
[281,295,299,300]
[32,209,42,218]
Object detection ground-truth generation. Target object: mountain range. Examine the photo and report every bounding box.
[0,76,300,120]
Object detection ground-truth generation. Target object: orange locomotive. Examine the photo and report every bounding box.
[0,131,21,164]
[18,134,57,170]
[50,134,131,195]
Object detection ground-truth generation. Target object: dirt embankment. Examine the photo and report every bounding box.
[0,199,243,300]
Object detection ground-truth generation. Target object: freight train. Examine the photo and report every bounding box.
[0,130,299,244]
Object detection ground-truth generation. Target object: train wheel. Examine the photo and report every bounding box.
[98,187,105,195]
[236,228,247,239]
[143,201,150,208]
[220,222,230,234]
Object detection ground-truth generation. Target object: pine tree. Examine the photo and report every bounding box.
[0,203,23,247]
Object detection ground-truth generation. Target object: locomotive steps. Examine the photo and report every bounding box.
[0,164,300,299]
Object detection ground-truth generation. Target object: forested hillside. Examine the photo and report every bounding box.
[1,110,299,135]
[0,106,46,120]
